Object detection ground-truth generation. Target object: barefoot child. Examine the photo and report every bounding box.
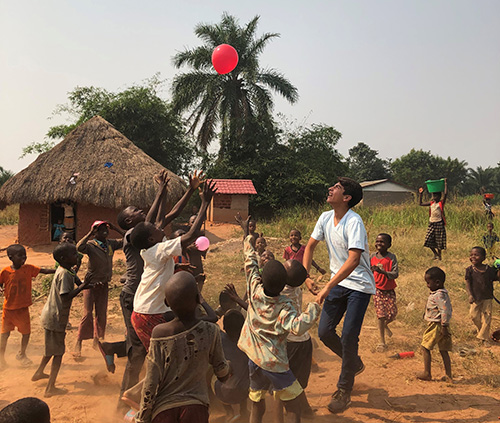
[115,170,205,405]
[238,234,321,423]
[32,243,90,397]
[0,244,55,368]
[283,229,326,275]
[74,221,124,356]
[417,267,452,381]
[129,180,217,351]
[419,178,448,260]
[135,271,230,423]
[370,233,399,352]
[465,246,500,344]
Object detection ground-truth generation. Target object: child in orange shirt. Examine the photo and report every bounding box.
[0,244,55,368]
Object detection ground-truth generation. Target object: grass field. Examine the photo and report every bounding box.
[200,197,500,388]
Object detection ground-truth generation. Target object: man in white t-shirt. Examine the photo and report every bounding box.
[303,177,375,414]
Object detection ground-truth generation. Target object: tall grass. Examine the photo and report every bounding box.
[259,196,491,240]
[0,204,19,225]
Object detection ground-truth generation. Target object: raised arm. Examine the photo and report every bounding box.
[441,178,448,205]
[108,222,125,237]
[418,187,431,207]
[235,212,251,238]
[160,170,205,229]
[76,227,98,254]
[146,169,170,224]
[243,235,260,296]
[179,180,216,250]
[223,283,248,310]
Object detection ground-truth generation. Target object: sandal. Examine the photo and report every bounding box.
[376,343,387,353]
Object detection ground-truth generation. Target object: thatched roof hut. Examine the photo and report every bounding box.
[0,116,186,246]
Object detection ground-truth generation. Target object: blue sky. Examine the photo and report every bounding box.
[1,0,499,173]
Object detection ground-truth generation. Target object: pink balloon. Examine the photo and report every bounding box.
[212,44,239,74]
[195,236,210,251]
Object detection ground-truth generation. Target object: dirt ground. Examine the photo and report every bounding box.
[0,223,499,422]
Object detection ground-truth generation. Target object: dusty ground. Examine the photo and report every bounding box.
[0,223,499,422]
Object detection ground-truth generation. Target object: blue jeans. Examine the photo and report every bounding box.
[318,284,371,392]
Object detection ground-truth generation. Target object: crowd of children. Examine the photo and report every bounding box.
[0,174,499,423]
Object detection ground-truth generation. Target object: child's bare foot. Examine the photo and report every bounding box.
[439,375,453,383]
[31,372,50,381]
[416,372,432,381]
[44,386,68,398]
[376,343,388,353]
[16,353,33,367]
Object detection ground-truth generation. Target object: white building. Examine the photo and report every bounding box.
[360,179,415,206]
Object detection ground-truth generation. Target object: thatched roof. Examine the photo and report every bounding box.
[0,116,186,209]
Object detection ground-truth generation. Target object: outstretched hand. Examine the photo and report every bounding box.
[223,283,241,302]
[201,179,217,204]
[305,277,320,295]
[189,170,206,191]
[154,169,170,187]
[418,187,424,194]
[315,286,329,305]
[235,212,243,224]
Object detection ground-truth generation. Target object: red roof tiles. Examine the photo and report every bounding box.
[212,179,257,195]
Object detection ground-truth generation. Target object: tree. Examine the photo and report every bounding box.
[462,166,500,195]
[391,149,468,192]
[0,166,14,187]
[347,142,391,182]
[29,76,195,176]
[172,13,298,156]
[209,121,346,212]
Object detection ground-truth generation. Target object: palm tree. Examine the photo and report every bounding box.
[464,166,500,195]
[172,13,298,155]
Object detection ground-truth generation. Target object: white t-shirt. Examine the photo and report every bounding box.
[133,237,182,314]
[311,209,375,295]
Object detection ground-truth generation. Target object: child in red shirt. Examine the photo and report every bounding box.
[0,244,55,368]
[283,229,325,275]
[370,233,399,352]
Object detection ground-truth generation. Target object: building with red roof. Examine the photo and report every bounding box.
[207,179,257,223]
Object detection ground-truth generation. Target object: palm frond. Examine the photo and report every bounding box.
[257,70,298,104]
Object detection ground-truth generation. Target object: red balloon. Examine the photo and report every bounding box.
[212,44,239,74]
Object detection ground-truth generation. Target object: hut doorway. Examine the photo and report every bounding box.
[50,204,65,241]
[50,202,77,242]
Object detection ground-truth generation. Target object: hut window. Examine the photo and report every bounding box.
[213,194,232,209]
